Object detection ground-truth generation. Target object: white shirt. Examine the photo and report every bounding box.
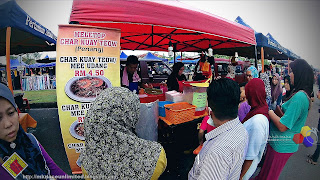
[188,118,249,180]
[242,114,269,180]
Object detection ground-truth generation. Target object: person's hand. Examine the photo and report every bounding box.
[317,90,320,99]
[142,83,149,89]
[268,110,274,121]
[214,76,221,80]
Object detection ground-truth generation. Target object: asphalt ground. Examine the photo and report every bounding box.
[27,85,320,179]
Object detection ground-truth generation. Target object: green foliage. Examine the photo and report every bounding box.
[214,54,230,59]
[10,55,18,59]
[13,89,57,104]
[22,52,41,65]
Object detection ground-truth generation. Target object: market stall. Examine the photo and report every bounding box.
[232,16,300,71]
[22,62,56,91]
[67,0,257,175]
[69,0,256,52]
[0,59,29,90]
[0,0,57,96]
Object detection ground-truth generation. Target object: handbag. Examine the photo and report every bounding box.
[274,105,284,117]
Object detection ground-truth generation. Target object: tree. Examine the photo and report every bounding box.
[22,52,41,65]
[10,55,18,60]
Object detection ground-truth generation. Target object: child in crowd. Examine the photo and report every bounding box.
[198,108,215,146]
[238,82,251,122]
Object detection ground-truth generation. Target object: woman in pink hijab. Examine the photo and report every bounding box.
[270,73,282,110]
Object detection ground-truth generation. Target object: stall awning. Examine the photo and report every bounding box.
[69,0,256,52]
[0,0,57,56]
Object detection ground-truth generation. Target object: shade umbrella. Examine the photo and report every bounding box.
[0,0,57,92]
[69,0,256,54]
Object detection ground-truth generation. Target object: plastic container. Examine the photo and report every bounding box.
[164,102,196,124]
[165,90,183,102]
[182,81,208,113]
[194,107,206,116]
[145,88,163,95]
[140,94,165,103]
[158,101,174,117]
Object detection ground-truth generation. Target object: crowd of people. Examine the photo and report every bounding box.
[192,59,315,180]
[0,57,318,179]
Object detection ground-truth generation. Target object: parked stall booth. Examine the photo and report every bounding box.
[69,0,256,176]
[22,62,56,91]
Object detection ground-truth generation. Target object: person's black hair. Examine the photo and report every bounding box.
[207,78,240,121]
[239,82,247,88]
[171,62,184,75]
[284,75,292,86]
[289,59,314,97]
[200,53,206,62]
[69,21,80,24]
[208,56,214,65]
[126,55,139,66]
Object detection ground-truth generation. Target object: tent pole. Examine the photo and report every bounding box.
[254,45,258,68]
[287,57,290,75]
[261,47,264,73]
[254,53,258,69]
[6,27,13,93]
[173,43,177,64]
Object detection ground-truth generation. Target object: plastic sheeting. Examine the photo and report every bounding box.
[136,100,159,141]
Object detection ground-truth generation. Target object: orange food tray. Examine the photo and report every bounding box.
[193,145,203,155]
[159,111,208,126]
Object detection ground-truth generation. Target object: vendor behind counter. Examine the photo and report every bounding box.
[121,55,142,93]
[167,62,186,92]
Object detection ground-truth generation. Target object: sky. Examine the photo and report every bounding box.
[16,0,320,69]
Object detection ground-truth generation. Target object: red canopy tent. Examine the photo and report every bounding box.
[69,0,256,52]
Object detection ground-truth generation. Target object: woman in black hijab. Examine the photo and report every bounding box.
[257,59,314,179]
[282,75,293,102]
[167,62,186,92]
[288,59,314,98]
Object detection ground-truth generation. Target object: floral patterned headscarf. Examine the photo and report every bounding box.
[80,87,162,179]
[260,72,272,109]
[247,66,259,78]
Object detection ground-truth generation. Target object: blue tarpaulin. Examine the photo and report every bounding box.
[0,0,57,55]
[175,56,199,64]
[141,52,168,63]
[120,51,128,60]
[40,62,55,67]
[235,16,300,60]
[9,59,28,68]
[0,59,28,70]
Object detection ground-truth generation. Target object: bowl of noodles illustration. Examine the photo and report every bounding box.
[69,120,85,141]
[65,76,112,102]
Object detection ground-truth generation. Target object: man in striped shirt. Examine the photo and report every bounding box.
[189,78,249,180]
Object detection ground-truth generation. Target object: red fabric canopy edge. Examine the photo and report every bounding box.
[69,0,256,50]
